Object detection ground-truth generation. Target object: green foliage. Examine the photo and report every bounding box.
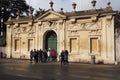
[0,37,6,46]
[0,0,29,18]
[0,0,30,46]
[34,8,46,17]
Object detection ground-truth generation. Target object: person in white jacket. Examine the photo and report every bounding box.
[47,50,51,61]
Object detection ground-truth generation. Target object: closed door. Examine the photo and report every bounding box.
[45,31,57,51]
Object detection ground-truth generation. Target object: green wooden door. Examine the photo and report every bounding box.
[45,31,57,51]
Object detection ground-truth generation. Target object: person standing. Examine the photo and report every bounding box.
[60,50,65,65]
[38,49,43,62]
[30,49,34,63]
[33,49,38,63]
[47,50,51,61]
[51,50,56,61]
[43,49,48,63]
[64,50,69,64]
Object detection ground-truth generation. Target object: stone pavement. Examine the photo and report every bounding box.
[0,59,120,80]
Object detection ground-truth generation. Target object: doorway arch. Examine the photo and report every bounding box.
[43,30,57,51]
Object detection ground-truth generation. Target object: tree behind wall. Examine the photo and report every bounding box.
[0,0,30,46]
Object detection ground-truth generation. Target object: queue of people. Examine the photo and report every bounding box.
[30,49,69,65]
[30,49,57,63]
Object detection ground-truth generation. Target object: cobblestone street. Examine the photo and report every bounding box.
[0,59,120,80]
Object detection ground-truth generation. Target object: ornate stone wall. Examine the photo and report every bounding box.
[6,10,117,64]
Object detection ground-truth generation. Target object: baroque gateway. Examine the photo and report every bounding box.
[6,1,120,64]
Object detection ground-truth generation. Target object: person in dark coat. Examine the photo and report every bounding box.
[64,50,69,64]
[43,49,48,63]
[38,49,43,62]
[60,50,65,65]
[30,49,34,63]
[33,49,38,63]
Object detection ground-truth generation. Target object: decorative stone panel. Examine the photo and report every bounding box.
[67,21,102,31]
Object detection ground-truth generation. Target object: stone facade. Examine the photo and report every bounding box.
[6,6,120,64]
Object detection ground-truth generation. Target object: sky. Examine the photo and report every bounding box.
[25,0,120,12]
